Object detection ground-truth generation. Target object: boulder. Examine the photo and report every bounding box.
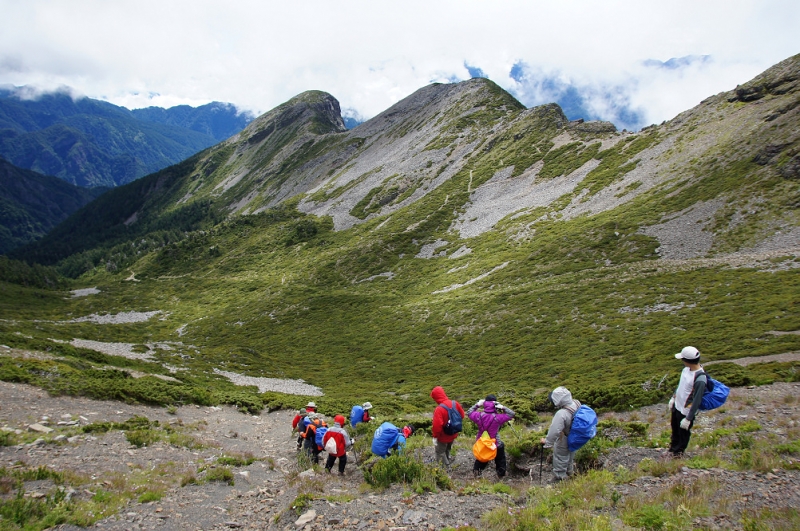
[295,510,316,527]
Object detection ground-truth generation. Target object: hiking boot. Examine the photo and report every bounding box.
[472,469,482,478]
[338,471,345,476]
[548,476,565,485]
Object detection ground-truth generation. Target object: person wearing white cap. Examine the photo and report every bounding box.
[667,346,707,457]
[291,402,318,450]
[349,402,374,428]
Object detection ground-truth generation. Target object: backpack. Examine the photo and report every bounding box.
[350,405,365,428]
[697,372,729,410]
[315,423,328,450]
[302,418,320,439]
[472,431,498,463]
[371,422,400,457]
[566,404,598,452]
[439,401,463,435]
[324,437,337,455]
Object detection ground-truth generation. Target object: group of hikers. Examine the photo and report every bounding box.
[289,346,726,483]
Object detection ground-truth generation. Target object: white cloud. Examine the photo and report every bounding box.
[1,0,797,128]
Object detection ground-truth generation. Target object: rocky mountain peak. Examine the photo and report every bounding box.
[241,90,345,146]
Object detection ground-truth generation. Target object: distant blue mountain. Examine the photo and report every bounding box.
[131,102,252,142]
[643,55,711,70]
[0,88,253,187]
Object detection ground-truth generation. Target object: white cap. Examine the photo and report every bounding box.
[362,402,373,410]
[675,346,700,360]
[306,401,317,408]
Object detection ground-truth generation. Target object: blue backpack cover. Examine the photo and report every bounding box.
[350,405,365,428]
[567,405,598,452]
[371,422,400,457]
[315,425,328,449]
[439,402,463,435]
[699,375,729,410]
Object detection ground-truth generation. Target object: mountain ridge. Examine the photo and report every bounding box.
[0,88,252,187]
[1,53,798,422]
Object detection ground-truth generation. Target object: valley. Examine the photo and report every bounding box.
[0,51,799,530]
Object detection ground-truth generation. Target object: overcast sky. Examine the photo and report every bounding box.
[1,0,798,130]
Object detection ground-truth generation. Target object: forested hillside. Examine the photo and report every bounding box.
[0,88,252,187]
[0,158,105,253]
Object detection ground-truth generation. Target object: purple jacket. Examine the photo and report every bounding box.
[467,401,515,440]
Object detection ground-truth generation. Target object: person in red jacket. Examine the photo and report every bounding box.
[323,415,352,475]
[430,386,465,468]
[291,402,317,450]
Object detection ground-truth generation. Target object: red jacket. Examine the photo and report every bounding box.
[322,426,350,457]
[431,386,465,443]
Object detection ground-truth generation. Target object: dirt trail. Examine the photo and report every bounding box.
[1,380,799,530]
[705,351,800,366]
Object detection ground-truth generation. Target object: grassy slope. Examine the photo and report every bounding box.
[1,57,799,415]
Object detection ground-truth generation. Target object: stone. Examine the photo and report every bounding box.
[28,423,53,434]
[402,510,427,525]
[294,510,316,527]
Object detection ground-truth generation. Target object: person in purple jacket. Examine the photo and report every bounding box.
[467,394,515,478]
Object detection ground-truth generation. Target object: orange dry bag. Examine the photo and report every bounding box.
[472,431,498,463]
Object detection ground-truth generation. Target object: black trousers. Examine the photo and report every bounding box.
[325,454,347,473]
[473,440,507,477]
[669,407,694,455]
[303,437,321,463]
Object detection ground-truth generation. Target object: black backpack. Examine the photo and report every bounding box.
[439,401,463,435]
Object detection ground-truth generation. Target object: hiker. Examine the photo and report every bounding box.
[667,346,707,457]
[540,386,580,483]
[371,422,414,458]
[323,415,352,475]
[350,401,374,428]
[431,386,465,468]
[467,394,515,478]
[292,401,317,451]
[301,413,327,464]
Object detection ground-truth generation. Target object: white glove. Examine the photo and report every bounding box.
[477,399,485,407]
[495,403,505,411]
[668,397,674,414]
[680,418,691,430]
[432,437,438,446]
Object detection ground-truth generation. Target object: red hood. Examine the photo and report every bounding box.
[430,386,448,404]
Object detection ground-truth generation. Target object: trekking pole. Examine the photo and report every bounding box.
[538,444,544,483]
[508,420,522,444]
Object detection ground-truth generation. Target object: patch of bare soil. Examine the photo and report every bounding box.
[706,351,800,366]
